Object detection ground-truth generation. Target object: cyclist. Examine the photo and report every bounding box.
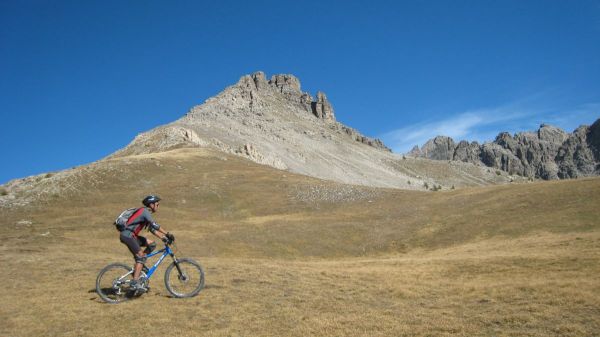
[119,195,174,291]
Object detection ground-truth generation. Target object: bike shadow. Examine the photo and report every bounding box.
[89,288,212,301]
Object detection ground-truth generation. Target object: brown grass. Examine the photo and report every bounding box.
[1,147,599,336]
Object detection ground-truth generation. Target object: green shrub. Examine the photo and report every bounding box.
[0,188,8,196]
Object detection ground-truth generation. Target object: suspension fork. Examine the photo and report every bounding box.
[170,253,186,276]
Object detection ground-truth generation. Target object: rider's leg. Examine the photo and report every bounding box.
[137,236,155,255]
[133,249,146,280]
[120,234,144,280]
[144,239,156,254]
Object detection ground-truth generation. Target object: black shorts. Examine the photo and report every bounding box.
[120,234,149,256]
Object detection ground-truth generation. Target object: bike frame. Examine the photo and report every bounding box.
[144,245,175,279]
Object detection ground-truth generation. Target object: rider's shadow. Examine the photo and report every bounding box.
[88,287,217,301]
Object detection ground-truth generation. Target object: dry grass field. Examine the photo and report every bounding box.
[1,148,599,336]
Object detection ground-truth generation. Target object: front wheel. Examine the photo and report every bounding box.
[164,258,205,298]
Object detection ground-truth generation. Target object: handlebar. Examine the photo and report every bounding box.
[162,233,175,245]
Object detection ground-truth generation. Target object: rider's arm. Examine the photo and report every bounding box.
[140,209,171,241]
[151,224,168,239]
[148,222,166,237]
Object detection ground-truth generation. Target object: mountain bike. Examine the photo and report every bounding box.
[96,241,205,303]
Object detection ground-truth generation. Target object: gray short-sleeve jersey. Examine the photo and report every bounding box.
[121,208,158,238]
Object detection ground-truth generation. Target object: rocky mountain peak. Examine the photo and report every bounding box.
[418,136,456,160]
[250,71,269,90]
[231,72,336,123]
[538,124,568,144]
[268,74,302,95]
[108,71,403,188]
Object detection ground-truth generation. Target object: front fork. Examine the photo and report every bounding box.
[171,254,188,281]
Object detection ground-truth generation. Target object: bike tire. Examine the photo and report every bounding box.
[164,258,205,298]
[96,263,137,304]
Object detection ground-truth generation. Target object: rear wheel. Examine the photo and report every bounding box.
[164,258,205,298]
[96,263,145,303]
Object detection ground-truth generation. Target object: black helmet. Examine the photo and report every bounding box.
[142,195,161,207]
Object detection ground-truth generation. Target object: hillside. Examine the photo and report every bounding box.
[1,147,599,336]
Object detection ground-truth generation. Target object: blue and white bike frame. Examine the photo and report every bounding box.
[144,245,175,278]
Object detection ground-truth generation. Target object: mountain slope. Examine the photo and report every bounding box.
[106,72,513,189]
[2,147,598,257]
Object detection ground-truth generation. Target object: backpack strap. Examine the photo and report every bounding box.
[125,208,145,227]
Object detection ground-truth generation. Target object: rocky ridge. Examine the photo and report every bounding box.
[410,119,600,179]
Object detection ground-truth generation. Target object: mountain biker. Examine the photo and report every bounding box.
[119,195,174,291]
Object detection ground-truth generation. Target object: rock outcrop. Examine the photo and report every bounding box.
[410,119,600,179]
[453,140,482,164]
[312,91,335,122]
[420,136,456,160]
[556,121,600,178]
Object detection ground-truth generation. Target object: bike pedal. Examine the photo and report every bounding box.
[133,287,147,295]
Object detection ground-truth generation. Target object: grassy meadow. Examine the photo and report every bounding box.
[1,148,599,336]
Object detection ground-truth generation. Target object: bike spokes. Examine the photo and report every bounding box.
[96,263,137,303]
[164,258,205,298]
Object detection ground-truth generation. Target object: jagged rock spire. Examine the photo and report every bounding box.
[312,91,335,122]
[269,74,302,95]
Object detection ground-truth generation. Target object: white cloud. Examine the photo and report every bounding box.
[380,106,538,153]
[379,98,599,154]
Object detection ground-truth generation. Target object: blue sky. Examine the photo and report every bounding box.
[1,0,599,184]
